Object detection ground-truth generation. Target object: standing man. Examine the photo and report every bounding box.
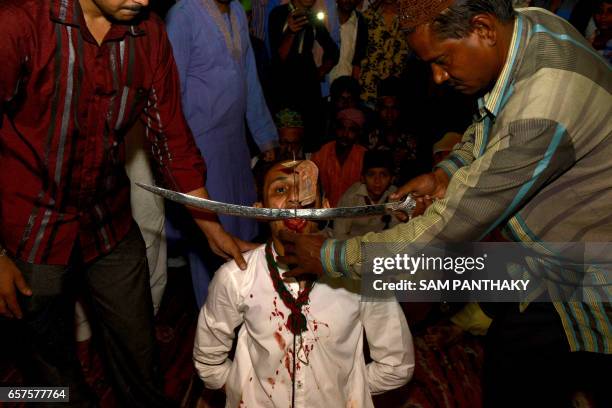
[268,0,339,151]
[279,1,612,407]
[166,0,278,307]
[329,0,369,84]
[0,0,252,406]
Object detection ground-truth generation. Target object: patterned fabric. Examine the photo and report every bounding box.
[323,9,612,354]
[398,0,454,30]
[275,108,304,128]
[359,5,411,106]
[373,333,485,408]
[0,0,206,265]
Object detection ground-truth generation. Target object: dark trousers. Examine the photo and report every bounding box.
[483,302,612,408]
[10,225,172,407]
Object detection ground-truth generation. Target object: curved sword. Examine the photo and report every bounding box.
[136,183,416,220]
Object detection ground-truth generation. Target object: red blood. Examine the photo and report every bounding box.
[284,354,293,379]
[274,331,286,350]
[283,218,307,232]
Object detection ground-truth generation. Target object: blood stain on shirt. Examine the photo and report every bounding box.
[274,331,286,350]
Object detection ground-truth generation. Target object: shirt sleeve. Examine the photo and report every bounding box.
[434,124,477,178]
[0,2,30,123]
[241,8,278,153]
[165,3,192,91]
[315,24,340,67]
[141,20,206,194]
[322,118,575,279]
[193,261,245,389]
[450,302,492,336]
[361,300,414,394]
[332,188,355,240]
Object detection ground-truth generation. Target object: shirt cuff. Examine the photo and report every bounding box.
[165,159,207,194]
[320,238,350,278]
[257,140,279,153]
[434,153,466,178]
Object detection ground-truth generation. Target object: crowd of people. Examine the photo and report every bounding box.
[0,0,610,407]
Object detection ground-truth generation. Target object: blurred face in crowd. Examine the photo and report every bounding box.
[594,3,612,30]
[337,0,358,14]
[90,0,149,21]
[279,127,305,159]
[335,119,360,149]
[363,167,393,201]
[378,96,400,129]
[334,91,359,111]
[256,161,328,242]
[294,0,316,10]
[407,15,504,95]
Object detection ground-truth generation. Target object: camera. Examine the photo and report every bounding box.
[293,8,326,26]
[307,9,326,25]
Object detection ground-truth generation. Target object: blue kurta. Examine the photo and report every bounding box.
[166,0,277,306]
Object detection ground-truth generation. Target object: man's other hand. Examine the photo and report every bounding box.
[276,230,326,279]
[0,255,32,319]
[198,221,258,271]
[287,11,309,33]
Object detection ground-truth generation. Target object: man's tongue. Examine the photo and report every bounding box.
[283,218,307,232]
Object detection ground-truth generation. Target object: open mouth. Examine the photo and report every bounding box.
[283,218,307,232]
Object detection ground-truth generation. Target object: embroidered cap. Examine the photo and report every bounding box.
[399,0,455,30]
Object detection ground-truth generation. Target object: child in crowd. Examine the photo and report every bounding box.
[333,150,403,239]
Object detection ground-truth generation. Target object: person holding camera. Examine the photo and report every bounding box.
[269,0,340,151]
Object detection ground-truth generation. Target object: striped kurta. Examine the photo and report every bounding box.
[322,8,612,354]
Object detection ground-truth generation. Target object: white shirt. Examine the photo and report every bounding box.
[194,244,414,408]
[329,11,359,84]
[333,182,400,240]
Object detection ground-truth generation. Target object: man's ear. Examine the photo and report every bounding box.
[470,14,497,46]
[254,202,263,208]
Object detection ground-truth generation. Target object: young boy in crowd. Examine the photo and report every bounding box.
[333,150,402,239]
[194,159,414,408]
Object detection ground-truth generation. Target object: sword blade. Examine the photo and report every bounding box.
[136,183,415,220]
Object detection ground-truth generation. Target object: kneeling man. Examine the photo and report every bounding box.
[194,160,414,407]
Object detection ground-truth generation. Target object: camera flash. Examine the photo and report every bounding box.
[316,11,325,21]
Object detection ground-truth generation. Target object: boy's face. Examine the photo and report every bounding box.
[257,161,328,238]
[334,91,358,111]
[594,3,612,30]
[362,167,392,199]
[378,96,400,129]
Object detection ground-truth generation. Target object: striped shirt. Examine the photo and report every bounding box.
[321,8,612,354]
[0,0,206,265]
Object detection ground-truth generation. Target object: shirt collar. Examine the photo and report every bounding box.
[355,183,393,203]
[476,14,529,121]
[50,0,146,38]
